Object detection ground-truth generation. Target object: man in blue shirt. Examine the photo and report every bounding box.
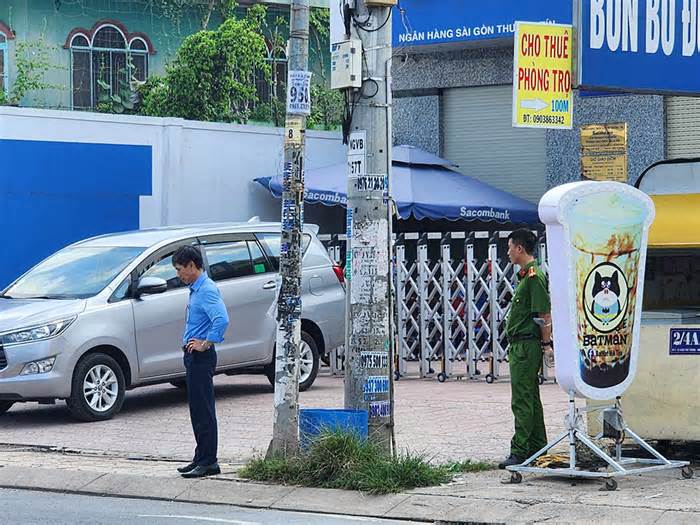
[172,245,229,478]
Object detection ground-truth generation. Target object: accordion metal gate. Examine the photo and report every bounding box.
[320,231,553,383]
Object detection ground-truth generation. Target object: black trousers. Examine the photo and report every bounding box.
[183,347,218,466]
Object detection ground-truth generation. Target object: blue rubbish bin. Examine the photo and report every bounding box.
[298,408,368,452]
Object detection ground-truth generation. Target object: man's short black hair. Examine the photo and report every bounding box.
[172,245,203,269]
[508,229,537,256]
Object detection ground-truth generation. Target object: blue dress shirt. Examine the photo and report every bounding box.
[183,272,229,345]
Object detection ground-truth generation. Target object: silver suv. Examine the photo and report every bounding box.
[0,222,346,421]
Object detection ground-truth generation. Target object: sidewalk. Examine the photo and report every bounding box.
[0,372,568,464]
[0,445,697,524]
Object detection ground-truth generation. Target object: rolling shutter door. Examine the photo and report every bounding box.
[441,85,546,204]
[666,96,700,159]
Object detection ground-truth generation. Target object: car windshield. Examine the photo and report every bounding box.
[4,246,145,299]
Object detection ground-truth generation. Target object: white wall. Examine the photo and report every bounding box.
[0,106,345,229]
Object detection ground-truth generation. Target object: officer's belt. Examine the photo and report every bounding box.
[507,335,539,343]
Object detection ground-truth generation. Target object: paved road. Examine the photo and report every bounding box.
[0,366,568,463]
[0,488,413,524]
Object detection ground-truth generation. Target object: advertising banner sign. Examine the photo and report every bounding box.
[539,182,655,399]
[577,0,700,95]
[513,22,574,129]
[392,0,572,47]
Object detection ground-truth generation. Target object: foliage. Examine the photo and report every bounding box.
[0,38,64,106]
[137,76,169,116]
[309,7,331,80]
[139,9,269,123]
[307,8,342,130]
[239,429,494,494]
[307,83,343,130]
[96,55,141,114]
[249,98,285,127]
[150,0,238,29]
[137,2,341,128]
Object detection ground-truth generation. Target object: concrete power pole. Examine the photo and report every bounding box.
[344,0,395,453]
[269,0,310,458]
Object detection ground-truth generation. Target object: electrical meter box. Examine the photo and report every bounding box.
[331,40,362,90]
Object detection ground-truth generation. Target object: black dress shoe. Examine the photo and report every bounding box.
[181,463,221,478]
[177,462,197,474]
[498,454,522,470]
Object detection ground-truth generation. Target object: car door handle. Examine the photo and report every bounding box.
[263,281,277,290]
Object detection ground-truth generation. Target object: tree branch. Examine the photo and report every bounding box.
[201,0,216,29]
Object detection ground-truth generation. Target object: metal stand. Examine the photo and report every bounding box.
[507,392,694,490]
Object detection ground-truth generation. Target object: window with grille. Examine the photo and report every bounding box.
[69,24,150,110]
[255,55,287,106]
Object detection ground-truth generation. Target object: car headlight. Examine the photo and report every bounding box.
[0,317,76,346]
[20,357,56,375]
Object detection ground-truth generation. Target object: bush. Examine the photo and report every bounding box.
[239,430,493,494]
[139,9,269,123]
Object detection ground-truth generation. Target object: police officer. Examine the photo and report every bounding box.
[499,229,553,469]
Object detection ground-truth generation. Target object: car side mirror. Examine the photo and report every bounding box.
[136,276,168,297]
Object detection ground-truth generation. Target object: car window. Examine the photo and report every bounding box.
[248,240,271,274]
[204,241,255,281]
[257,233,312,271]
[109,276,132,302]
[141,254,184,291]
[5,246,145,299]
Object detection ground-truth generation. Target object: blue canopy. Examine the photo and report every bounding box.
[254,145,540,224]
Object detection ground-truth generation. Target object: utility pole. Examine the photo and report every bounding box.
[269,0,310,458]
[343,0,395,453]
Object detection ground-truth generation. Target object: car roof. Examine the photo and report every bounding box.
[74,222,319,248]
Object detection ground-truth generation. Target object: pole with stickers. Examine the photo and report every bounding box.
[268,0,311,458]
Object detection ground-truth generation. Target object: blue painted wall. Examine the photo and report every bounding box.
[0,139,152,287]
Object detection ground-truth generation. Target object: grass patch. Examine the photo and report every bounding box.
[239,430,494,494]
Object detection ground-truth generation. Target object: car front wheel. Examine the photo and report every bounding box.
[67,353,125,422]
[265,330,320,392]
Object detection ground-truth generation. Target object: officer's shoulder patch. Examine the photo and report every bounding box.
[527,266,537,278]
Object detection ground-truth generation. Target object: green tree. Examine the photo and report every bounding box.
[139,6,269,123]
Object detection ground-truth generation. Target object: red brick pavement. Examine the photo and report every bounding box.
[0,370,568,463]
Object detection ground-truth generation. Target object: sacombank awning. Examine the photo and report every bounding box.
[254,145,540,225]
[636,160,700,249]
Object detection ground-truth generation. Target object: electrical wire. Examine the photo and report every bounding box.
[360,78,379,99]
[353,9,392,33]
[341,87,360,144]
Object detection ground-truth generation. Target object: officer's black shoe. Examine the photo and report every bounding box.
[181,463,221,478]
[177,462,197,474]
[498,454,522,469]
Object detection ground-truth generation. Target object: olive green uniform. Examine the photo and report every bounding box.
[505,260,551,460]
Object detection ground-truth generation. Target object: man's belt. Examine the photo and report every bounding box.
[507,335,539,343]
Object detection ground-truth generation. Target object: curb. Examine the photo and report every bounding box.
[0,465,434,523]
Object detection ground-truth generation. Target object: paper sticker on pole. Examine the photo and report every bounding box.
[513,21,573,129]
[285,116,305,146]
[348,131,367,178]
[287,70,312,115]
